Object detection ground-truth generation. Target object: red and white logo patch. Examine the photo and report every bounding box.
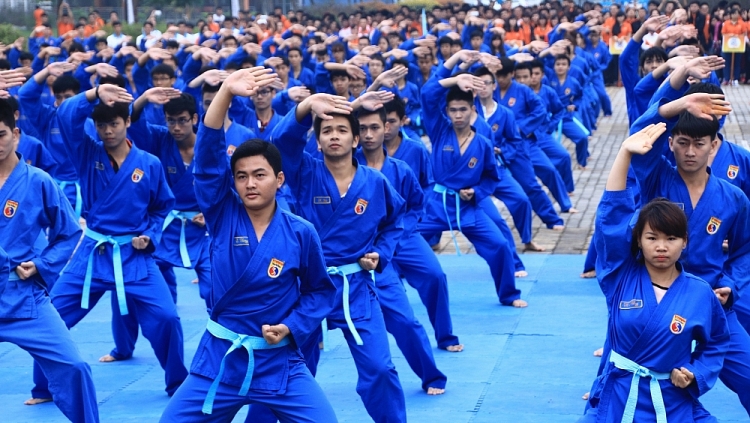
[3,200,18,218]
[131,168,144,183]
[670,315,686,334]
[354,198,368,215]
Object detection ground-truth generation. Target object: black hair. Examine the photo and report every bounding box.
[490,33,506,57]
[226,62,240,71]
[639,47,668,74]
[357,107,387,124]
[446,84,474,106]
[612,11,626,36]
[331,42,346,52]
[513,60,534,74]
[91,102,130,123]
[671,110,719,140]
[112,20,121,26]
[527,59,545,73]
[3,95,18,113]
[470,30,484,40]
[19,52,34,62]
[143,20,153,27]
[287,47,303,56]
[164,93,197,117]
[68,42,86,53]
[0,59,10,71]
[276,56,290,67]
[165,40,180,49]
[685,82,723,96]
[473,66,496,83]
[75,23,85,29]
[369,54,385,66]
[631,197,688,259]
[96,37,107,45]
[240,56,257,67]
[384,94,406,119]
[554,54,571,65]
[99,74,126,88]
[124,57,137,67]
[391,58,409,69]
[151,64,176,79]
[313,113,359,139]
[52,76,80,95]
[223,35,237,45]
[202,82,221,93]
[496,57,516,76]
[438,36,452,47]
[329,69,350,81]
[0,98,16,130]
[230,139,283,175]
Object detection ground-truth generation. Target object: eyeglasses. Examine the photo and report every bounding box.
[481,80,494,86]
[255,89,274,97]
[166,117,192,126]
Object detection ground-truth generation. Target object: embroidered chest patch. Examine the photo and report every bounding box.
[727,164,739,180]
[619,299,643,310]
[507,97,516,107]
[670,315,687,334]
[227,145,236,156]
[268,258,284,278]
[706,217,722,235]
[3,200,18,218]
[491,123,499,132]
[131,168,144,183]
[234,236,249,246]
[564,88,571,95]
[355,198,368,215]
[314,196,331,205]
[468,157,478,168]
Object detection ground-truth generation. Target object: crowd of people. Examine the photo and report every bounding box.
[0,0,749,421]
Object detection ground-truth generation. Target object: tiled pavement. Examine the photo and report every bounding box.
[431,85,750,256]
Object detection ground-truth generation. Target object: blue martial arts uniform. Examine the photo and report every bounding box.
[159,124,338,422]
[270,108,408,423]
[17,131,59,176]
[533,83,576,194]
[355,150,447,389]
[228,97,282,141]
[31,93,189,398]
[584,40,613,116]
[17,78,83,216]
[631,102,750,417]
[579,189,730,423]
[421,68,521,305]
[548,73,590,167]
[388,132,460,348]
[0,156,99,422]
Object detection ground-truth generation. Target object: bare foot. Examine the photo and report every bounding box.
[593,347,603,357]
[512,299,528,308]
[318,341,325,350]
[568,192,575,196]
[427,387,445,395]
[99,354,117,362]
[191,278,199,284]
[524,241,545,252]
[552,225,565,231]
[576,165,587,170]
[515,270,528,278]
[445,344,464,352]
[562,208,579,214]
[24,398,52,405]
[580,270,596,278]
[582,392,590,400]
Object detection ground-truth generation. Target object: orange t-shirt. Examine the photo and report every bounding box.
[208,22,220,33]
[505,30,524,47]
[533,24,549,42]
[519,23,532,45]
[602,17,616,45]
[722,20,747,36]
[34,8,44,26]
[57,22,74,38]
[616,21,632,39]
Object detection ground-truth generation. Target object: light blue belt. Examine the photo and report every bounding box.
[433,183,462,256]
[202,319,290,414]
[162,210,200,268]
[555,119,563,143]
[609,350,670,423]
[8,271,20,281]
[56,179,82,217]
[82,228,137,316]
[572,116,590,136]
[322,262,371,349]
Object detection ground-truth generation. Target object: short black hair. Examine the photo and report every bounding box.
[165,40,180,49]
[554,54,571,65]
[684,82,723,96]
[391,58,409,69]
[164,93,197,117]
[3,95,19,113]
[99,74,126,88]
[112,20,121,26]
[52,75,80,95]
[241,56,257,67]
[513,61,534,74]
[639,47,668,72]
[329,69,350,81]
[313,113,359,139]
[470,30,483,40]
[91,102,130,123]
[19,52,34,62]
[384,94,406,119]
[446,84,474,106]
[671,110,719,140]
[438,35,452,46]
[230,139,283,176]
[68,42,86,54]
[357,107,387,124]
[0,98,16,130]
[496,58,516,76]
[151,64,176,79]
[0,59,10,71]
[473,66,495,83]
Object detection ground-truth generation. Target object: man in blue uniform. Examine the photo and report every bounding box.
[160,66,339,423]
[0,97,99,422]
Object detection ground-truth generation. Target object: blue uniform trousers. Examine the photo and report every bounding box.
[420,209,521,305]
[377,274,447,390]
[562,116,590,167]
[583,241,597,273]
[506,149,565,229]
[536,133,575,194]
[592,75,612,116]
[528,141,573,211]
[32,261,188,397]
[493,165,533,244]
[4,294,99,422]
[392,232,460,349]
[160,365,337,422]
[306,295,407,423]
[479,197,525,271]
[108,254,211,361]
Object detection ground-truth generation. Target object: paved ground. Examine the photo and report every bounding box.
[2,86,750,422]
